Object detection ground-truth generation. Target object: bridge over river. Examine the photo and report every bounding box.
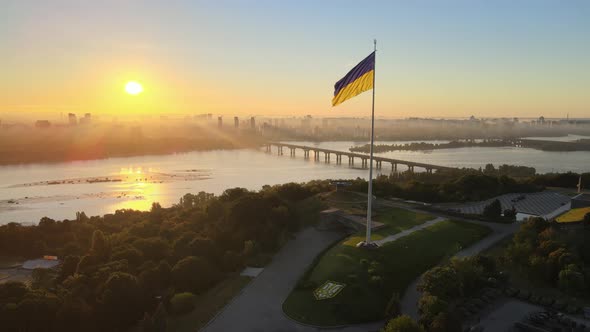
[265,142,456,173]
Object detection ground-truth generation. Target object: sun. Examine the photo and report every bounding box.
[125,81,143,95]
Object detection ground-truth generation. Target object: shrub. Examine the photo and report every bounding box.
[172,256,219,292]
[347,274,359,283]
[565,305,581,314]
[383,315,424,332]
[540,297,554,306]
[384,292,400,319]
[369,275,383,288]
[503,208,517,220]
[169,292,195,315]
[552,300,566,310]
[517,290,530,300]
[483,199,502,219]
[359,259,369,267]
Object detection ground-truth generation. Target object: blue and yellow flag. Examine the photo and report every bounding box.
[332,52,375,106]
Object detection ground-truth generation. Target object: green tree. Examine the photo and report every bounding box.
[418,266,462,300]
[55,296,96,332]
[15,292,61,331]
[483,199,502,219]
[558,264,585,294]
[384,292,401,319]
[111,247,143,267]
[97,272,143,330]
[429,311,462,332]
[57,255,80,283]
[90,230,111,260]
[133,237,170,261]
[450,258,484,296]
[383,315,424,332]
[483,163,496,175]
[418,293,448,327]
[172,256,219,292]
[31,268,55,290]
[169,292,196,314]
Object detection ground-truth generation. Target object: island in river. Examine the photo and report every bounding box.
[350,138,590,153]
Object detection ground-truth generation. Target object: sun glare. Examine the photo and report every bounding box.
[125,81,143,95]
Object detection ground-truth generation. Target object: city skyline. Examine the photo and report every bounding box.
[1,0,589,118]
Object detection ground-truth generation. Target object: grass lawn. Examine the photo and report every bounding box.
[167,275,252,331]
[283,220,491,326]
[343,207,435,246]
[556,207,590,223]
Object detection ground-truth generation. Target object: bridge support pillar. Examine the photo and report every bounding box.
[408,165,414,173]
[426,168,433,174]
[290,148,295,157]
[304,150,309,159]
[376,160,382,169]
[278,146,283,155]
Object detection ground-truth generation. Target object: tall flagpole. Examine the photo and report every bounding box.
[366,39,377,244]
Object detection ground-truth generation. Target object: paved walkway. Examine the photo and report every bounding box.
[202,227,383,332]
[372,217,445,246]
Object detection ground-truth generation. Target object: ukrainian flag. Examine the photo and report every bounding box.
[332,52,375,106]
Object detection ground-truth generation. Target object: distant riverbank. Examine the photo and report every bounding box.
[350,139,590,153]
[0,129,263,166]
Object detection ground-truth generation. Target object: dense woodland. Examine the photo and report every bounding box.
[0,181,330,331]
[348,166,588,203]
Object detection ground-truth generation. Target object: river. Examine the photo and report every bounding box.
[1,138,588,224]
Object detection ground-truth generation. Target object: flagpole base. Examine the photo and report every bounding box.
[356,241,379,249]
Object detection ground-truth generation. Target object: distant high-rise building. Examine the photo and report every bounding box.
[218,116,223,128]
[80,113,92,125]
[35,120,51,128]
[250,117,256,130]
[68,113,77,126]
[234,116,239,129]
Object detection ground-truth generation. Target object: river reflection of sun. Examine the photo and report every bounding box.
[109,180,165,212]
